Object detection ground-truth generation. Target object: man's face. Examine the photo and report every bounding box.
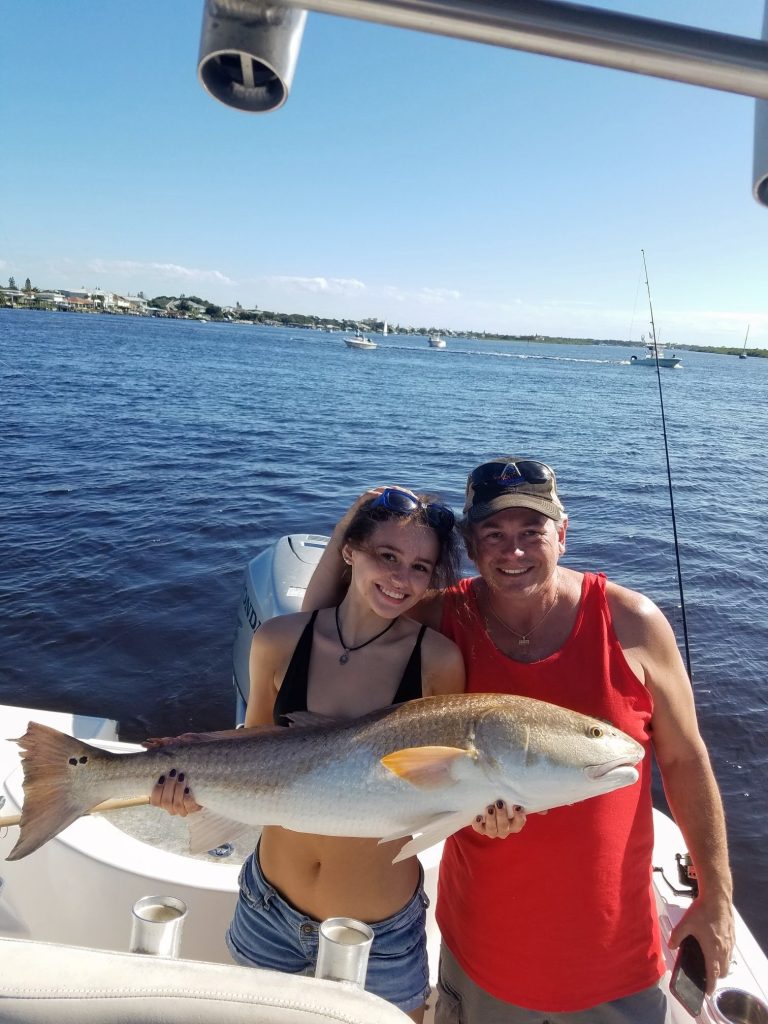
[468,507,566,595]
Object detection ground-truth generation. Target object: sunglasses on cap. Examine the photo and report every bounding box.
[369,488,455,535]
[468,460,555,499]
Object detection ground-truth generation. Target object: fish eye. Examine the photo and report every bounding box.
[588,725,604,739]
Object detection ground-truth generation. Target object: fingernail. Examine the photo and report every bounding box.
[514,805,524,813]
[487,806,495,815]
[184,787,190,795]
[158,776,165,785]
[178,773,185,782]
[475,816,483,823]
[496,800,504,809]
[169,768,177,778]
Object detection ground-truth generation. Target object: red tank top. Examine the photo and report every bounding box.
[436,573,664,1012]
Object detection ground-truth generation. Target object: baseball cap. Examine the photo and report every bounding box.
[463,457,566,523]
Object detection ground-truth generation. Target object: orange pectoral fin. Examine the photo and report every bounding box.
[380,746,474,788]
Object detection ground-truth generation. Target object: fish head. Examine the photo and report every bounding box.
[474,696,644,812]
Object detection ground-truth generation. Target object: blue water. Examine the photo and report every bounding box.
[1,308,767,947]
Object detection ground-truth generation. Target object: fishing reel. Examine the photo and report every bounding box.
[653,851,699,899]
[675,852,700,899]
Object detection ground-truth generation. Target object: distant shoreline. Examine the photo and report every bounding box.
[1,303,765,358]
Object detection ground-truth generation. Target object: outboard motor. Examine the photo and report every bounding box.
[198,0,307,113]
[232,534,329,722]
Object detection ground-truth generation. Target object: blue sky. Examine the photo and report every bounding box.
[1,1,765,345]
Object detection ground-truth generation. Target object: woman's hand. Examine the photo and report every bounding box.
[149,769,203,817]
[471,800,527,839]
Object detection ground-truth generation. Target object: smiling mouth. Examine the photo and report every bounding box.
[378,584,406,601]
[498,567,529,576]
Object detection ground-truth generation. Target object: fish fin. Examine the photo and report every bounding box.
[282,711,340,728]
[391,811,472,863]
[380,746,474,788]
[378,809,459,844]
[187,809,257,855]
[8,723,114,861]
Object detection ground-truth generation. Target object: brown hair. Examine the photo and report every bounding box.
[342,494,461,591]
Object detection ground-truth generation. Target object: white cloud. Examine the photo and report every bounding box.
[265,275,366,296]
[416,287,462,304]
[86,259,235,286]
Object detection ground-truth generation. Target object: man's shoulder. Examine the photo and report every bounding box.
[604,577,659,617]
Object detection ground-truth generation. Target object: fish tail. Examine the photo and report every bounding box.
[7,722,116,861]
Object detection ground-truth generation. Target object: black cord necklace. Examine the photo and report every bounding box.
[334,604,397,664]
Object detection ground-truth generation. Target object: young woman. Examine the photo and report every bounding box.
[152,487,466,1021]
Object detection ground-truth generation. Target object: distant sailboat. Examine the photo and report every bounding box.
[740,324,750,359]
[383,320,388,336]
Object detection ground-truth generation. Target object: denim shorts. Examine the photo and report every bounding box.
[226,845,431,1013]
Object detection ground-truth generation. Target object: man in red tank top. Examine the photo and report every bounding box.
[302,459,734,1022]
[429,457,733,1023]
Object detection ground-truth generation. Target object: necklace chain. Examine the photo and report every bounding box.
[485,576,560,647]
[334,605,397,664]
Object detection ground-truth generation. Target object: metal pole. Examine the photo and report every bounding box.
[275,0,768,100]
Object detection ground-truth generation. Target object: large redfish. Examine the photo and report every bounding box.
[6,693,643,862]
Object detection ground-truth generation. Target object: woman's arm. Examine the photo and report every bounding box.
[150,617,300,813]
[302,489,381,612]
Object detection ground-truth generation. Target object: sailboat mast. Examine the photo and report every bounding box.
[743,324,750,351]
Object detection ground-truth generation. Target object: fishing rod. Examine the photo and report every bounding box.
[640,249,693,680]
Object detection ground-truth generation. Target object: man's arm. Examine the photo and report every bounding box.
[610,583,734,992]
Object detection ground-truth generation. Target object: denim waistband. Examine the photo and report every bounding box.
[245,841,430,931]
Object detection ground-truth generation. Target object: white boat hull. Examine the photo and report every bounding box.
[630,356,682,368]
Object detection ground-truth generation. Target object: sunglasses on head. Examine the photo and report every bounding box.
[469,460,554,500]
[369,488,455,534]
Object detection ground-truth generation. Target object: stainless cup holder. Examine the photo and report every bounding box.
[711,988,768,1024]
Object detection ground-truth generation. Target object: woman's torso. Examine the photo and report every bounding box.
[259,607,428,922]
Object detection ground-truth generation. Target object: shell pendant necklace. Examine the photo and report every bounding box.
[485,575,560,648]
[334,604,397,664]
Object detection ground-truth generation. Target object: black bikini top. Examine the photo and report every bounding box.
[272,610,428,726]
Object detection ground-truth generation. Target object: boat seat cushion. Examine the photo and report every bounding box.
[0,936,410,1023]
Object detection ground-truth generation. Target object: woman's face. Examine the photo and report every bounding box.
[344,518,440,618]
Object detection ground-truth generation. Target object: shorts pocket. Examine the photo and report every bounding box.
[435,955,464,1024]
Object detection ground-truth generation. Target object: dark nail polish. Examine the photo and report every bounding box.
[487,806,495,815]
[514,805,524,813]
[184,787,190,795]
[169,768,177,778]
[158,776,165,785]
[178,773,185,782]
[496,799,504,809]
[476,816,483,823]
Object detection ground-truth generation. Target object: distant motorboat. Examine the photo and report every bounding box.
[344,331,377,350]
[428,333,447,349]
[629,340,682,369]
[739,324,750,359]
